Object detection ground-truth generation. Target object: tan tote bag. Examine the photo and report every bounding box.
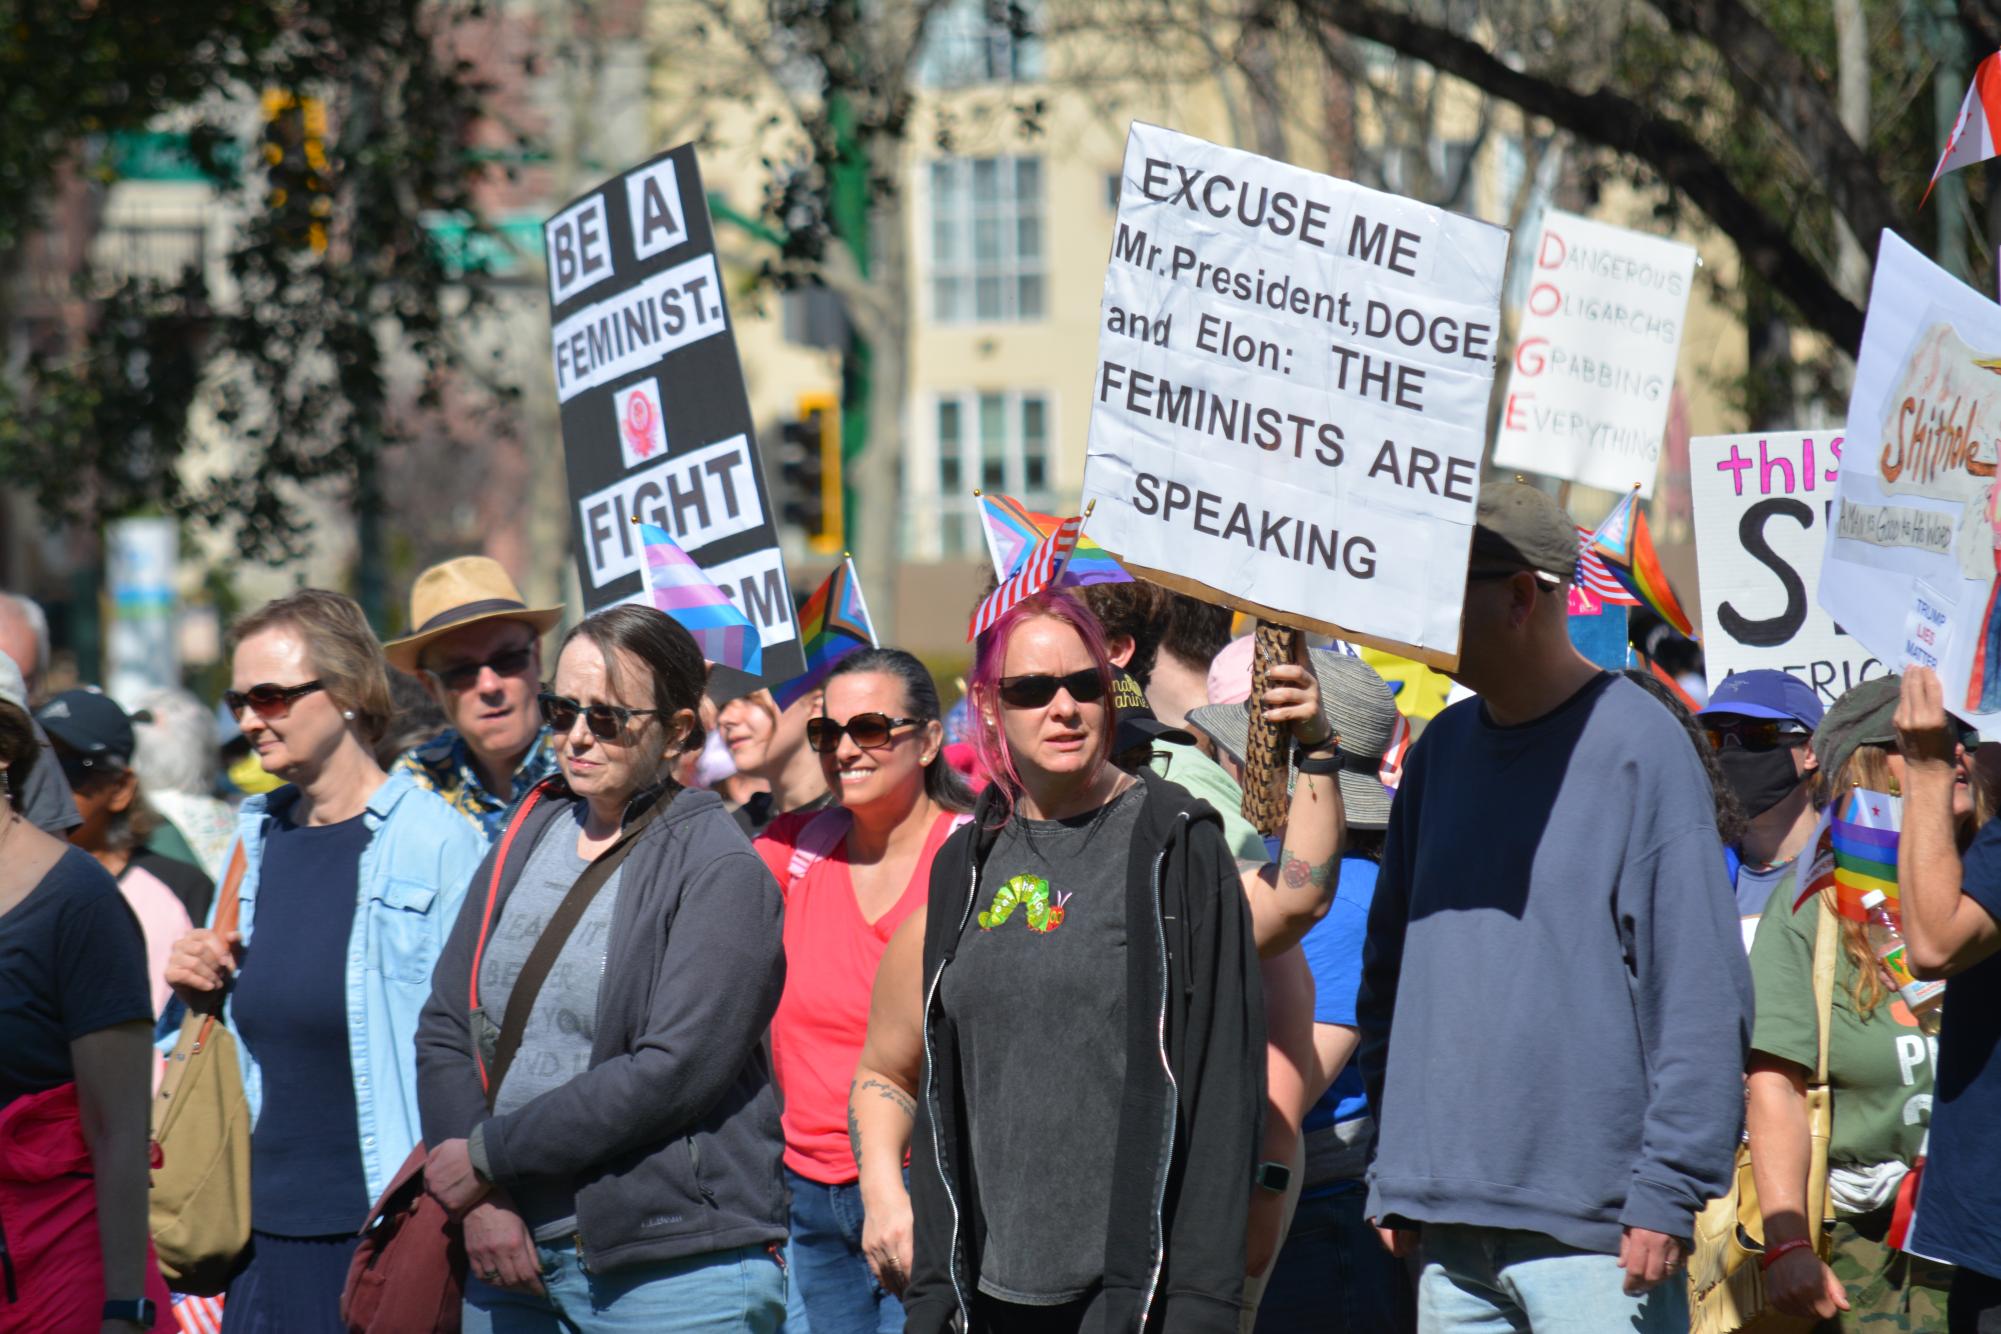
[150,843,252,1295]
[1688,899,1840,1334]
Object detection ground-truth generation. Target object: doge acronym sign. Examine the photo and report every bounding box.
[1081,123,1507,666]
[543,143,803,683]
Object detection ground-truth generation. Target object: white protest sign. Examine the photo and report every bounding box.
[1819,230,2001,723]
[1080,123,1508,667]
[1492,211,1696,498]
[1688,430,1883,704]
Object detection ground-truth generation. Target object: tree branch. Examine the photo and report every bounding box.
[1296,0,1865,350]
[1645,0,1906,250]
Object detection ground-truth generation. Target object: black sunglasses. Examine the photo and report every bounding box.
[538,691,662,741]
[1703,719,1812,753]
[997,669,1107,710]
[224,679,326,720]
[427,645,534,692]
[807,713,922,754]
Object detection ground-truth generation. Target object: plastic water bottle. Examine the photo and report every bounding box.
[1861,890,1944,1036]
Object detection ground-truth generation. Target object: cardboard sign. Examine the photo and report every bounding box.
[1492,211,1696,498]
[544,144,803,683]
[1819,232,2001,724]
[1079,123,1508,668]
[1689,431,1884,704]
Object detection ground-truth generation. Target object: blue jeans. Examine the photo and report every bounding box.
[1255,1186,1416,1333]
[463,1239,786,1332]
[1417,1224,1688,1333]
[785,1166,904,1334]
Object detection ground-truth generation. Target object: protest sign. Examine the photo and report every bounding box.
[1080,123,1508,668]
[1492,211,1696,498]
[1819,231,2001,723]
[1689,430,1882,704]
[544,144,804,683]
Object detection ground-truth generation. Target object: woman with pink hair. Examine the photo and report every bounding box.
[890,589,1318,1334]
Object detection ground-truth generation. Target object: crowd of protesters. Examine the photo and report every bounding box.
[4,480,2001,1334]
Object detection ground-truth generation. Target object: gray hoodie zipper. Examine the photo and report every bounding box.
[923,852,982,1328]
[1137,818,1182,1327]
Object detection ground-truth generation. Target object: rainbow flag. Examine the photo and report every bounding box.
[978,492,1131,586]
[636,522,762,674]
[970,515,1082,640]
[772,556,877,710]
[1588,487,1697,639]
[1793,787,1901,920]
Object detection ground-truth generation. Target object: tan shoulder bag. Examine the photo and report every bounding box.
[1688,899,1840,1334]
[150,842,253,1295]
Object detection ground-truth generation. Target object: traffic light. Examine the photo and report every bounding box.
[261,89,331,253]
[777,391,843,554]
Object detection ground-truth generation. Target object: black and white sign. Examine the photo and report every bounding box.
[1689,430,1883,703]
[1080,124,1508,667]
[545,143,803,682]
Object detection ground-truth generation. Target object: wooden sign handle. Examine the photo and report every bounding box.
[1241,621,1300,838]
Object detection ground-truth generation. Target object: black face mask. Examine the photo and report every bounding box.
[1718,746,1805,819]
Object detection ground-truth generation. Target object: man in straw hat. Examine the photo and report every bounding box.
[1356,482,1752,1332]
[384,557,562,839]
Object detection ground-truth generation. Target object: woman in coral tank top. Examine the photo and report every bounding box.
[756,648,976,1334]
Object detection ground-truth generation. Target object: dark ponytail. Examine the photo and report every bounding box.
[825,648,975,813]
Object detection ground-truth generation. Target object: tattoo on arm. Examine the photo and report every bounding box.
[1279,853,1334,892]
[848,1093,863,1166]
[859,1076,917,1119]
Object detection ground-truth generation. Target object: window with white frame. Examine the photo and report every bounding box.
[928,157,1045,324]
[926,389,1054,558]
[914,0,1045,87]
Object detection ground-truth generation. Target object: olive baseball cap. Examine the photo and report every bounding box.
[1468,481,1579,584]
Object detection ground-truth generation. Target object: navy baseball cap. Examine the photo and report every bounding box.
[1697,670,1823,731]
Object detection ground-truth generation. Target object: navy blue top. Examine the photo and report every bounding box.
[233,811,373,1236]
[1911,817,2001,1279]
[0,846,151,1106]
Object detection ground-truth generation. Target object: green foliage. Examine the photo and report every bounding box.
[0,1,506,561]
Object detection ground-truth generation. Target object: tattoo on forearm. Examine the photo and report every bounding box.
[860,1076,916,1119]
[1279,853,1334,892]
[848,1087,864,1166]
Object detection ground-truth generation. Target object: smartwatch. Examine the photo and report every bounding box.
[104,1298,159,1327]
[1254,1160,1293,1193]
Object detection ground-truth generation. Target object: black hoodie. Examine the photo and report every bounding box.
[903,769,1265,1334]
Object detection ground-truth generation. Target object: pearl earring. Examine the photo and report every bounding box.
[343,709,356,720]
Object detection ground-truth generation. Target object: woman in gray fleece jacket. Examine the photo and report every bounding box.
[416,606,789,1331]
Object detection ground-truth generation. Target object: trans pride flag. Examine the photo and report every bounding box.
[1793,787,1901,921]
[636,522,762,675]
[772,556,877,710]
[1587,487,1697,638]
[978,492,1131,585]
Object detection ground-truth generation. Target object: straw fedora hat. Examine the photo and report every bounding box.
[382,557,563,673]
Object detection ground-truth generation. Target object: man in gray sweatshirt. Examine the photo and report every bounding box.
[1358,483,1753,1331]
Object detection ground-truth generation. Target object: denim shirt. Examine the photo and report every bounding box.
[199,771,486,1205]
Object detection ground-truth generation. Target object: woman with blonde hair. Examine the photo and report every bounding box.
[1745,674,1971,1327]
[164,590,486,1331]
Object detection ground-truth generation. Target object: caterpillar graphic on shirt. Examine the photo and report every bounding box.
[978,873,1072,933]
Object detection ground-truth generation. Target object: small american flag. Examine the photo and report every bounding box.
[969,515,1082,640]
[174,1294,225,1334]
[1576,526,1640,606]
